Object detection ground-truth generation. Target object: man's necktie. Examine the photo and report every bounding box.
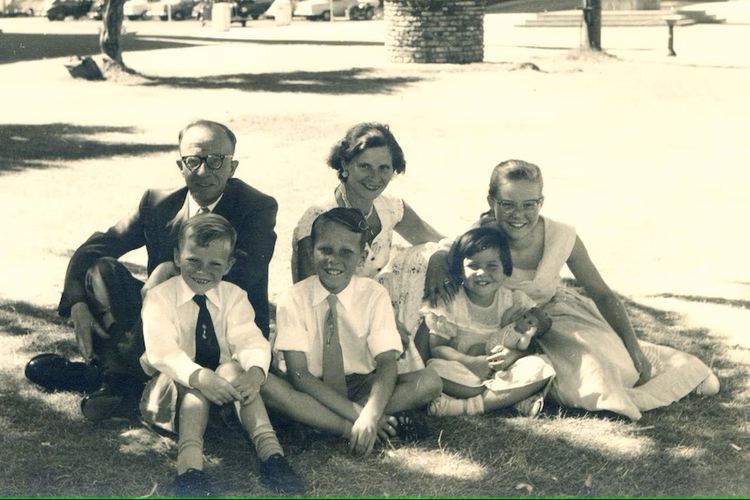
[193,295,220,370]
[322,294,348,397]
[196,207,210,216]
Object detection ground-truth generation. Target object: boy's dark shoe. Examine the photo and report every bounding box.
[25,353,101,393]
[80,382,123,422]
[173,468,218,497]
[393,410,432,443]
[259,454,306,495]
[80,373,144,422]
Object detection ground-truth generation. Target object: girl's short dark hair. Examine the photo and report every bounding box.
[326,122,406,181]
[447,227,513,282]
[310,207,369,250]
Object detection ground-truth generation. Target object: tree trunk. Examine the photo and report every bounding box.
[583,0,602,51]
[100,0,133,74]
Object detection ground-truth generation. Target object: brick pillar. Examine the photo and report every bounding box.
[385,0,485,64]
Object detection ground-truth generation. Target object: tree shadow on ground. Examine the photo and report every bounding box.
[0,33,196,65]
[0,123,174,175]
[137,34,382,48]
[140,68,422,95]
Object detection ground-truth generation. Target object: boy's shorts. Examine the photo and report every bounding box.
[346,372,377,405]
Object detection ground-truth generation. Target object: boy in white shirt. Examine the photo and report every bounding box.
[274,207,442,456]
[140,213,304,496]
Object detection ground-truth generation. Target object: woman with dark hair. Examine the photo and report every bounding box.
[291,122,449,373]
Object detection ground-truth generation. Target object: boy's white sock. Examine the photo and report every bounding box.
[465,394,485,415]
[177,438,204,474]
[428,394,485,417]
[252,424,283,462]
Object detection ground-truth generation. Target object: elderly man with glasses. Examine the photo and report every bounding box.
[26,119,278,421]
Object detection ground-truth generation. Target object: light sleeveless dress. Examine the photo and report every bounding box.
[292,192,442,373]
[489,216,714,421]
[421,287,556,394]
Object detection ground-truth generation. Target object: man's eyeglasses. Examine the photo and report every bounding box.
[492,197,544,214]
[180,154,231,172]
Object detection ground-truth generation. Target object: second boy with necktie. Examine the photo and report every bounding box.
[273,207,442,456]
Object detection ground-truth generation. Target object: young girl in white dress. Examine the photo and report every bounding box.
[422,227,556,417]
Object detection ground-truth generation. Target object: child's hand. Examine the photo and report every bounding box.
[190,368,241,405]
[350,409,379,456]
[230,367,265,405]
[487,346,525,371]
[466,355,492,379]
[377,415,398,442]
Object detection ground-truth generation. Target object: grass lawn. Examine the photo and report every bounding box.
[1,14,749,497]
[1,293,747,497]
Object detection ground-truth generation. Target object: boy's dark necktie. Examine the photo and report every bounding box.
[322,294,347,397]
[193,295,220,370]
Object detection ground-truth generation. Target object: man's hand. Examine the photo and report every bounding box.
[230,367,265,405]
[350,408,379,456]
[466,355,492,380]
[190,368,242,405]
[424,250,458,307]
[70,302,109,361]
[487,345,526,371]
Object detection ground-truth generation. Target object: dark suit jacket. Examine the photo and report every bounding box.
[59,178,278,336]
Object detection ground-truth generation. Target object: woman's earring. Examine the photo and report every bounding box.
[342,170,349,179]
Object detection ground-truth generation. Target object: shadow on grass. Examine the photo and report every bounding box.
[0,33,196,65]
[2,291,748,496]
[0,370,173,496]
[0,123,174,175]
[140,68,422,95]
[650,293,750,311]
[137,34,383,48]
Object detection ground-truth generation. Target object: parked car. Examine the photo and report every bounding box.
[152,0,196,19]
[346,0,375,20]
[293,0,375,21]
[194,0,272,26]
[123,0,149,19]
[45,0,93,20]
[1,0,36,17]
[231,0,271,23]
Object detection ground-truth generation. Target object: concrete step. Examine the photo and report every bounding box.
[517,7,723,26]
